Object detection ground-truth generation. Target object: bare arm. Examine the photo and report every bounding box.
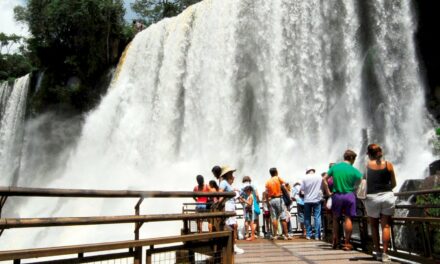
[387,162,397,189]
[322,175,332,196]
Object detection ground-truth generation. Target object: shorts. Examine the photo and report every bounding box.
[364,191,396,218]
[269,197,287,220]
[195,204,207,212]
[332,192,357,217]
[225,200,237,226]
[245,208,256,222]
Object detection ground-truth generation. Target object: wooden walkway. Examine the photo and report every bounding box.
[235,237,403,264]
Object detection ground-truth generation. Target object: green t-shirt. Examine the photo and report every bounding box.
[327,162,363,193]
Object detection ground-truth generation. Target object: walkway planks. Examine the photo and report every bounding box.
[235,238,402,264]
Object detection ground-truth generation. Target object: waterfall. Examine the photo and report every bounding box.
[1,0,436,249]
[0,74,30,186]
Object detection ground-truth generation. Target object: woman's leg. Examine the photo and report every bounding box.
[370,217,380,253]
[381,215,392,254]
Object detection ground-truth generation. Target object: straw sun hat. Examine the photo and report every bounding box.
[220,166,236,178]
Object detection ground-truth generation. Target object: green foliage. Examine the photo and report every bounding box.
[0,33,33,82]
[433,128,440,156]
[131,0,201,25]
[416,186,440,254]
[13,0,134,113]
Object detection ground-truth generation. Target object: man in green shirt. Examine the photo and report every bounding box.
[324,149,363,251]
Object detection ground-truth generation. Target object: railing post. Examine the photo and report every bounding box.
[146,246,153,264]
[134,198,144,264]
[0,196,7,218]
[222,230,234,264]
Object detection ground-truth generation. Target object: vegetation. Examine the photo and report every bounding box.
[131,0,201,26]
[433,128,440,156]
[416,187,440,254]
[11,0,134,114]
[0,33,33,82]
[1,0,202,113]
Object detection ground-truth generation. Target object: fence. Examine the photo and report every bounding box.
[322,188,440,264]
[0,187,236,264]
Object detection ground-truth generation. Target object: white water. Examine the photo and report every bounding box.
[1,0,436,250]
[0,75,30,186]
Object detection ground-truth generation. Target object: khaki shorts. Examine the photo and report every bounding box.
[269,197,287,220]
[364,191,396,218]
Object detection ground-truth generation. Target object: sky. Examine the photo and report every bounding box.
[0,0,137,38]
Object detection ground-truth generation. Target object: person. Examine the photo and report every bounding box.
[239,176,260,239]
[212,165,222,183]
[262,191,272,238]
[365,144,397,263]
[323,149,362,251]
[284,183,293,234]
[301,168,323,240]
[218,166,244,254]
[265,167,291,240]
[207,180,219,232]
[292,182,306,237]
[193,175,209,233]
[240,185,257,241]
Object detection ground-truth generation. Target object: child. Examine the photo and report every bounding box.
[262,191,272,238]
[241,185,256,241]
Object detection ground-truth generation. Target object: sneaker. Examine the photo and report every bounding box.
[373,252,382,261]
[381,253,391,263]
[315,237,320,241]
[306,236,311,240]
[234,245,244,255]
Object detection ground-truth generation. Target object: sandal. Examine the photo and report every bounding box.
[342,243,353,251]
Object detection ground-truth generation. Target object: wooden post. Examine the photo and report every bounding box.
[0,196,7,218]
[145,247,152,264]
[222,230,234,264]
[134,198,143,264]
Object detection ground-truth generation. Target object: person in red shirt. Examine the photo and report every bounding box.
[193,175,209,233]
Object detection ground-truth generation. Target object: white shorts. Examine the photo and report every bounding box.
[225,200,237,226]
[364,192,396,218]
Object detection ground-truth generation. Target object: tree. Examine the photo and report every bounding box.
[131,0,201,25]
[12,0,134,113]
[0,33,32,82]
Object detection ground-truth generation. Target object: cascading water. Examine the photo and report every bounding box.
[0,74,30,187]
[1,0,436,250]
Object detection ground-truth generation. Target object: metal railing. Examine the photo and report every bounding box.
[0,186,236,264]
[322,188,440,264]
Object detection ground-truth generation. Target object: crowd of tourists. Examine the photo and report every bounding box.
[192,144,397,263]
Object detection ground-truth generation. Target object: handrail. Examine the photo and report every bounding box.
[394,189,440,196]
[0,212,236,229]
[0,186,235,198]
[0,231,231,261]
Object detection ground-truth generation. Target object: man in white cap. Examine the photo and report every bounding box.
[218,166,244,254]
[301,167,324,240]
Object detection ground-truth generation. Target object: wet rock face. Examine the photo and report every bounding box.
[429,160,440,177]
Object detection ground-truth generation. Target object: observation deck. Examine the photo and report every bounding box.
[0,186,438,264]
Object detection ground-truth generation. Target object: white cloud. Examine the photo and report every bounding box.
[0,0,28,36]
